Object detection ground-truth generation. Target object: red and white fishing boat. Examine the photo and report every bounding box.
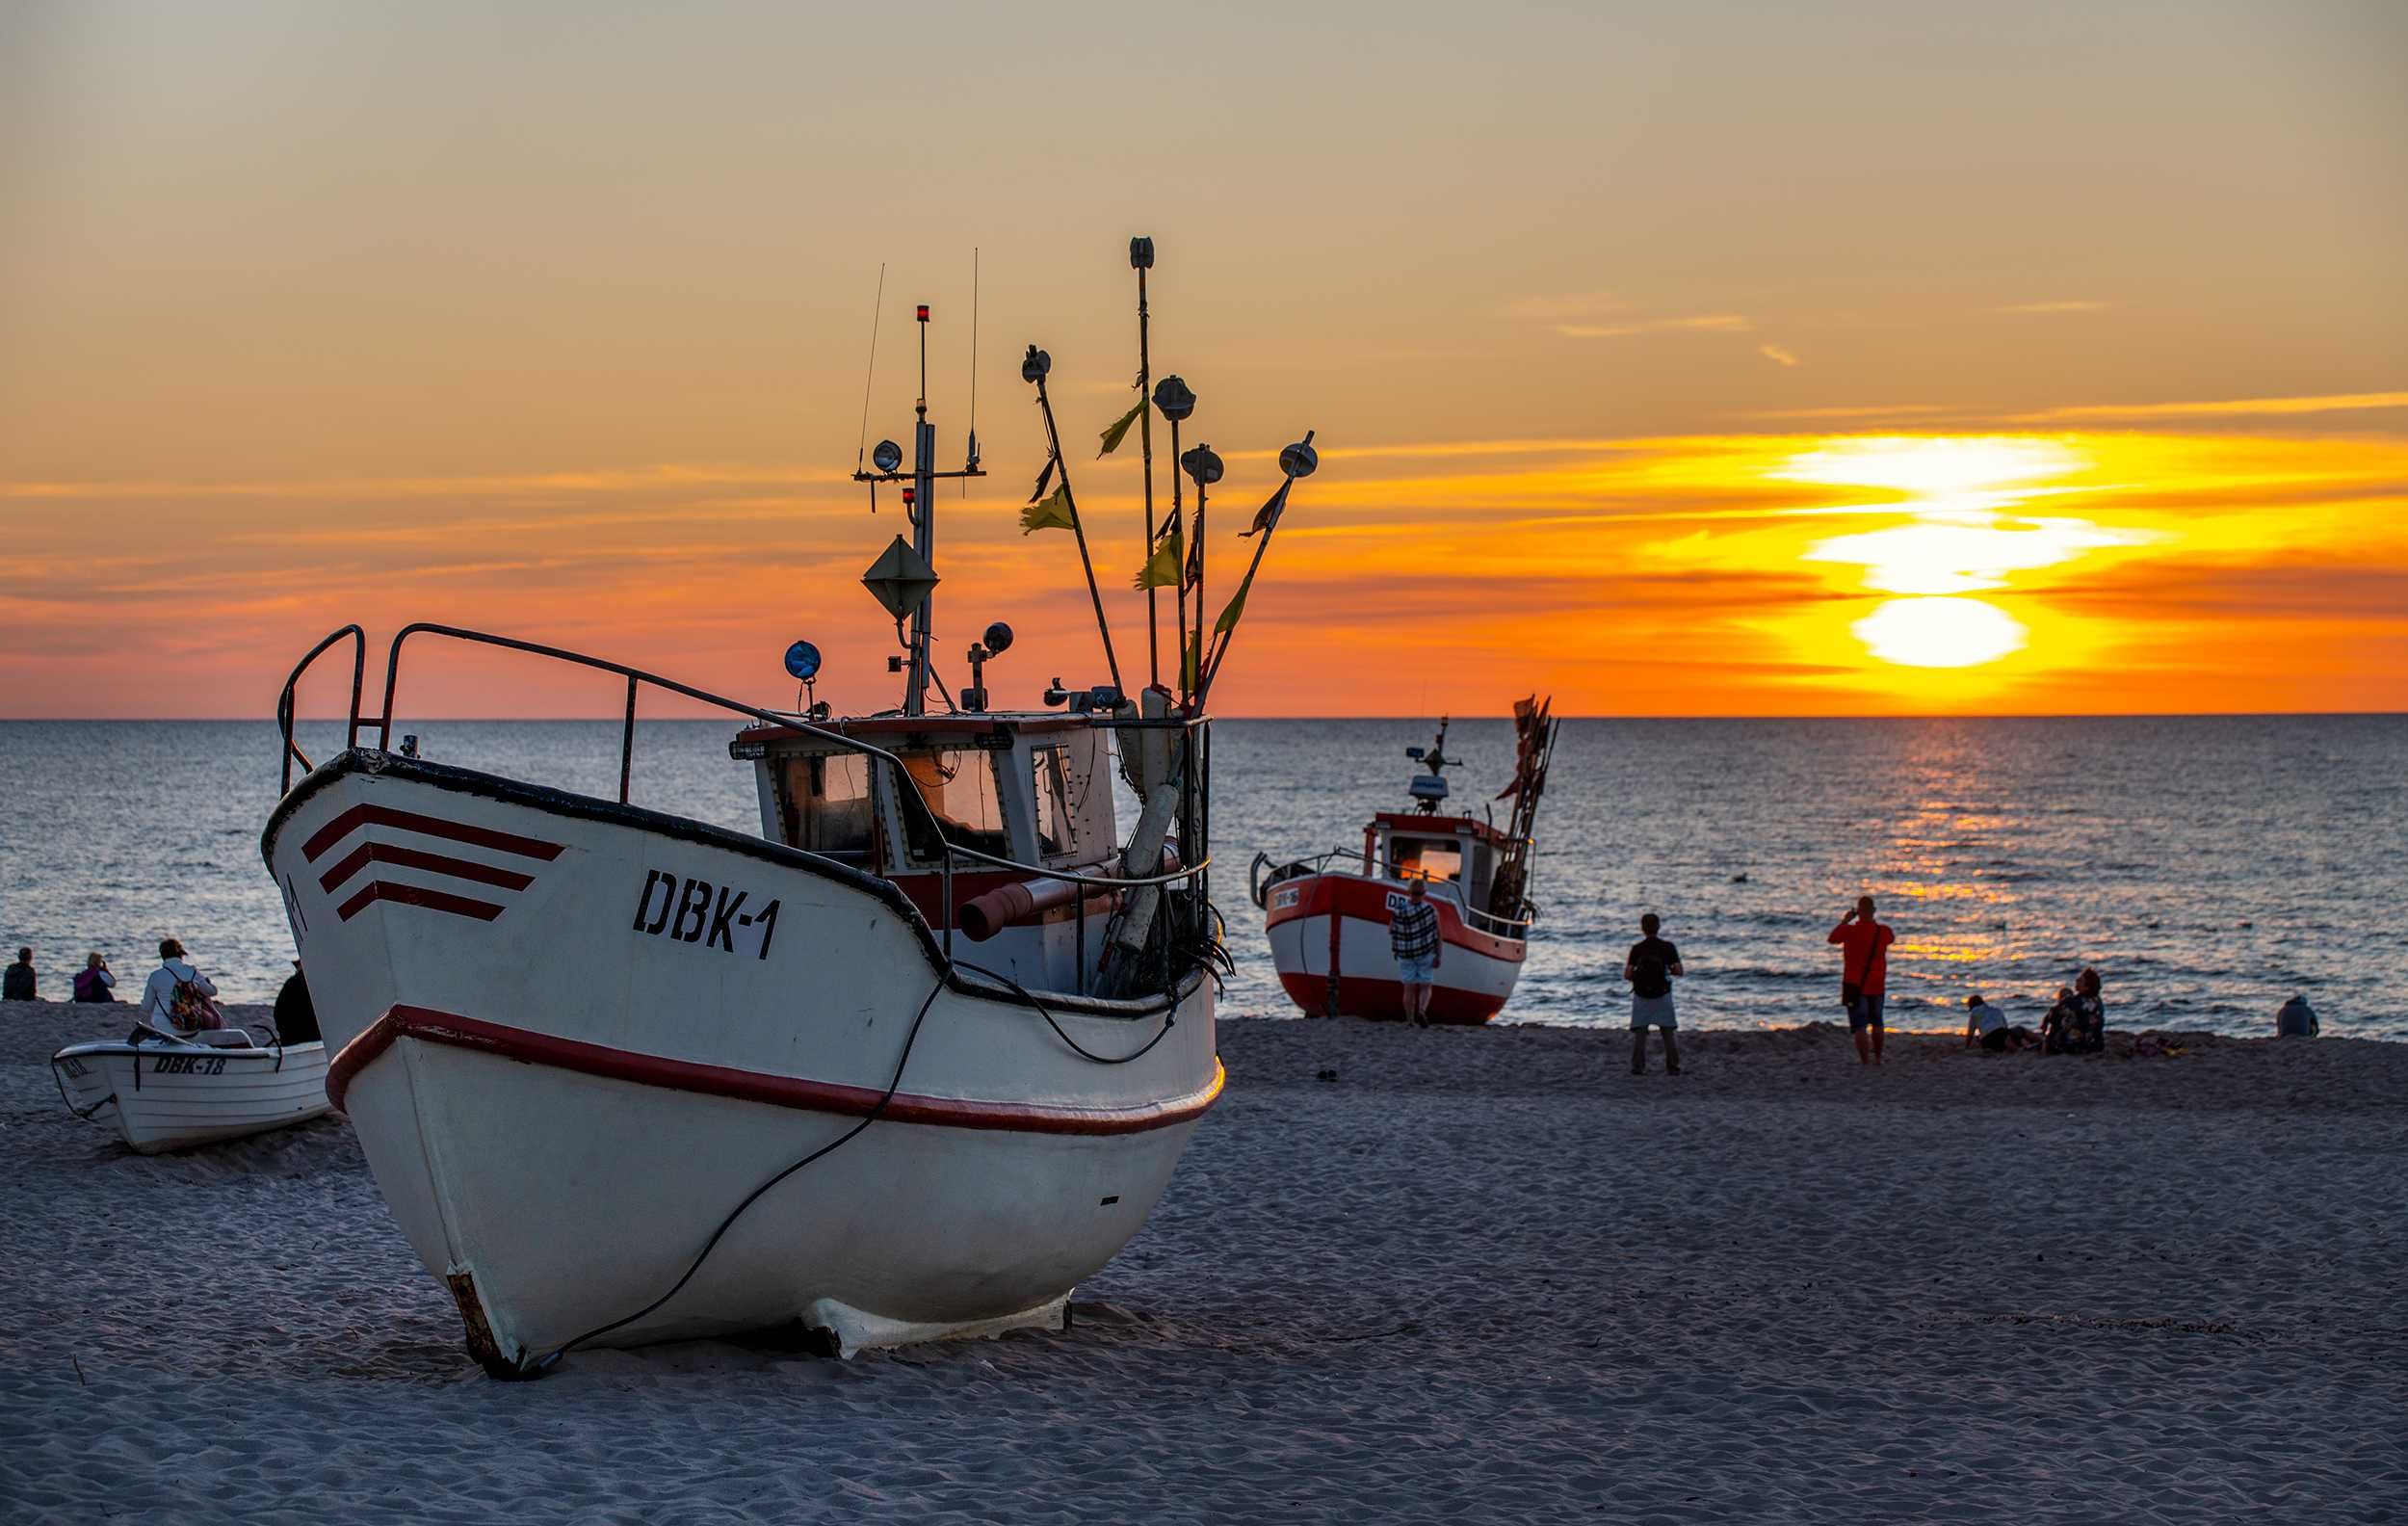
[1253,701,1559,1024]
[260,247,1320,1375]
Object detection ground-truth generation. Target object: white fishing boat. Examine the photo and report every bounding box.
[50,1030,331,1153]
[260,241,1321,1375]
[1253,701,1560,1023]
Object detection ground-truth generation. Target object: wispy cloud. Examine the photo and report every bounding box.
[1758,344,1801,368]
[2010,391,2408,423]
[1993,300,2111,316]
[0,464,850,502]
[1744,404,1955,421]
[1506,291,1627,321]
[1557,314,1753,339]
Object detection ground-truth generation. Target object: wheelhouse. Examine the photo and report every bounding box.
[1364,812,1515,923]
[735,714,1117,881]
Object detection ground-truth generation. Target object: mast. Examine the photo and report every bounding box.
[1132,237,1160,690]
[855,302,984,716]
[910,305,935,714]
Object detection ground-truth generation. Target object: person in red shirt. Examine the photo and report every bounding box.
[1828,896,1896,1066]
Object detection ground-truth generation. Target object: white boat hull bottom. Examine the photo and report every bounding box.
[353,1025,1207,1375]
[50,1040,332,1154]
[1267,908,1524,1023]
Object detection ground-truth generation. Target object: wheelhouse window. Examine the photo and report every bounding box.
[898,749,1011,863]
[1389,835,1464,883]
[783,752,875,857]
[1032,745,1072,856]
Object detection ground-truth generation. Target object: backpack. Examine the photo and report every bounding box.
[166,968,223,1031]
[1631,939,1671,1000]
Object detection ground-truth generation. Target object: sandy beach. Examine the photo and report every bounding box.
[4,999,2403,1523]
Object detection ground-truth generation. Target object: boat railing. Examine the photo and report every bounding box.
[1249,844,1533,937]
[275,624,366,792]
[275,623,1212,960]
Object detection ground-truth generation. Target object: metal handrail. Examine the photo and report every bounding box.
[276,625,368,792]
[334,623,1210,898]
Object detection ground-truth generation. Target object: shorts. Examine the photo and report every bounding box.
[1631,993,1678,1031]
[1845,991,1886,1031]
[1979,1026,2010,1052]
[1396,954,1436,986]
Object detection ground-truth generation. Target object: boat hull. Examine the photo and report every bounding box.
[262,752,1219,1370]
[1261,871,1525,1024]
[50,1039,332,1153]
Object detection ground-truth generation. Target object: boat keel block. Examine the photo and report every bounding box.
[804,1294,1071,1358]
[447,1268,540,1381]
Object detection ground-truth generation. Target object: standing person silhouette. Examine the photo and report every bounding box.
[1828,896,1896,1066]
[1625,912,1686,1075]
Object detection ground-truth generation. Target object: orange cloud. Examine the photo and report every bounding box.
[2,423,2402,720]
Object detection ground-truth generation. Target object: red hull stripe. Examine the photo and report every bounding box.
[302,803,565,866]
[326,1005,1226,1137]
[319,841,537,896]
[336,881,508,923]
[1264,874,1528,960]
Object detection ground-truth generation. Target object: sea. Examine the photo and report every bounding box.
[2,716,2400,1039]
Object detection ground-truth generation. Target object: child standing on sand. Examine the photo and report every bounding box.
[1828,897,1895,1066]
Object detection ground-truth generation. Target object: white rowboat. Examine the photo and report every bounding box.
[51,1035,332,1153]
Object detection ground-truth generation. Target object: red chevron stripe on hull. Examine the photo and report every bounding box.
[302,802,564,864]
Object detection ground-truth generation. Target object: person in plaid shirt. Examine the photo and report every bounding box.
[1391,876,1442,1026]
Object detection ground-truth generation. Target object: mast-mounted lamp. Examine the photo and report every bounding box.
[1152,375,1194,422]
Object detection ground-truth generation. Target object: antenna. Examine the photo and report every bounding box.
[855,265,885,476]
[965,248,981,490]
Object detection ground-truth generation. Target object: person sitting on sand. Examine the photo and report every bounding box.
[1827,897,1895,1066]
[1625,911,1686,1076]
[142,938,224,1038]
[2275,994,2319,1039]
[71,953,118,1004]
[1962,993,2033,1053]
[275,960,321,1043]
[4,947,37,1002]
[2039,987,2081,1054]
[1391,876,1442,1027]
[2072,967,2107,1053]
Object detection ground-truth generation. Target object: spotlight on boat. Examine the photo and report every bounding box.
[783,641,823,683]
[1153,375,1195,423]
[1181,443,1224,487]
[1021,346,1051,383]
[963,623,1014,712]
[872,438,903,475]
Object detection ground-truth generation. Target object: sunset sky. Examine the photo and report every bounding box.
[4,1,2403,718]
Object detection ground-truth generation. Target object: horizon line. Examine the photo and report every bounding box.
[8,710,2403,724]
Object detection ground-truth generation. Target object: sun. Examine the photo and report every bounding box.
[1851,597,2027,668]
